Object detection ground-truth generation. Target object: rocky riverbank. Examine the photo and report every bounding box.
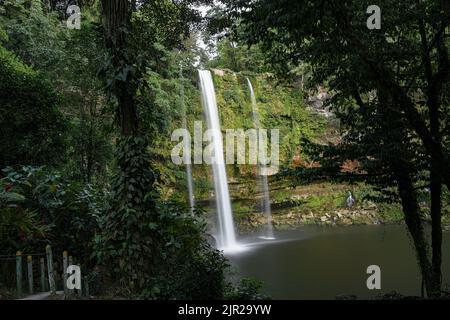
[229,181,450,233]
[235,198,450,233]
[236,201,386,232]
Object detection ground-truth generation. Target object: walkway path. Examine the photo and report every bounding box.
[19,291,64,300]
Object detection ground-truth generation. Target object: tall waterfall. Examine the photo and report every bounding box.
[199,70,240,252]
[180,65,195,215]
[246,78,275,240]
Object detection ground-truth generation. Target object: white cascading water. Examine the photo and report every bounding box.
[199,70,240,252]
[247,78,275,240]
[180,65,195,215]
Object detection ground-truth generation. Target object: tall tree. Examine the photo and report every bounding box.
[101,0,137,135]
[97,0,212,292]
[219,0,450,297]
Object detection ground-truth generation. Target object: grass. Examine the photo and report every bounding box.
[377,203,404,223]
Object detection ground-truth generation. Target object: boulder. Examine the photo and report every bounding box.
[212,68,225,77]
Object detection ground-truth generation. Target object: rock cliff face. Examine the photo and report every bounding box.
[180,69,412,232]
[173,68,329,202]
[306,86,334,118]
[210,68,327,170]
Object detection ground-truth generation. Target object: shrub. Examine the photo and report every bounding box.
[0,166,104,262]
[225,278,270,300]
[0,46,67,167]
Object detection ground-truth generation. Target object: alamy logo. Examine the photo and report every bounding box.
[66,5,81,30]
[366,5,381,30]
[171,121,279,173]
[366,265,381,290]
[66,265,81,290]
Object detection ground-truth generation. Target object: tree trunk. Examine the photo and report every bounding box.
[116,81,138,136]
[393,161,436,296]
[418,11,445,296]
[430,164,442,297]
[101,0,138,136]
[378,88,437,297]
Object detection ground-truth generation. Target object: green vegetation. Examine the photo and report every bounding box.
[212,69,326,169]
[0,45,67,166]
[0,0,449,300]
[0,0,254,300]
[217,0,450,297]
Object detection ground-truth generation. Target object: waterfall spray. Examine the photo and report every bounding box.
[246,77,275,240]
[199,70,241,252]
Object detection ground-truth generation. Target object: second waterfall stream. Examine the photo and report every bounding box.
[246,77,275,240]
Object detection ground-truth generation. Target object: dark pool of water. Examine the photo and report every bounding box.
[227,225,450,300]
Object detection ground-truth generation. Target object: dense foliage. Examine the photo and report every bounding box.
[0,45,67,166]
[2,0,448,301]
[0,0,269,300]
[217,0,450,297]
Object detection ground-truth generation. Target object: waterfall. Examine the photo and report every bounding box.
[246,78,275,240]
[199,70,240,252]
[180,65,195,215]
